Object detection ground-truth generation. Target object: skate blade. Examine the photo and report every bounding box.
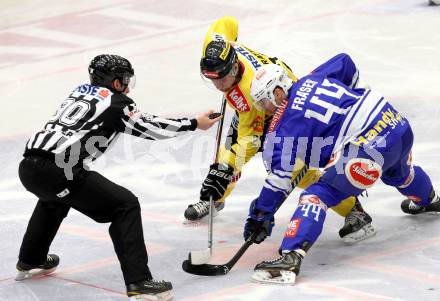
[343,223,377,244]
[182,219,202,227]
[129,290,173,301]
[423,211,440,215]
[15,267,57,281]
[251,270,296,285]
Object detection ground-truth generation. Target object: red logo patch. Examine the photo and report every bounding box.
[226,86,250,112]
[285,218,301,238]
[299,195,321,206]
[345,159,382,189]
[99,89,110,98]
[268,100,288,133]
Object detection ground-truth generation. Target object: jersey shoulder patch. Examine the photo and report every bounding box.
[225,85,251,112]
[96,88,111,100]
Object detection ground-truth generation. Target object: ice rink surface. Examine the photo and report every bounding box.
[0,0,439,300]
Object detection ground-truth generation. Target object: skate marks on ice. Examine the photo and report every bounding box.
[348,236,440,285]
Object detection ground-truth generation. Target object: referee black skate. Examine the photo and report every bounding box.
[15,54,221,301]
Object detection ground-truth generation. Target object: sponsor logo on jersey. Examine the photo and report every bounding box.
[235,46,262,70]
[345,158,382,189]
[252,115,264,133]
[74,84,100,95]
[285,218,301,238]
[95,88,111,101]
[298,195,328,210]
[268,100,288,133]
[98,89,110,98]
[244,46,271,65]
[299,195,320,206]
[352,108,404,146]
[226,86,250,112]
[73,84,112,101]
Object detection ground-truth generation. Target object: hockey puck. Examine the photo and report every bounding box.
[209,112,221,119]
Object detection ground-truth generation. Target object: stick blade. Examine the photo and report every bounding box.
[188,248,211,265]
[182,259,229,276]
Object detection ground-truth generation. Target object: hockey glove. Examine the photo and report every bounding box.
[243,199,275,244]
[200,163,233,201]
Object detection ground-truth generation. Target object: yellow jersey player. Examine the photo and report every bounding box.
[184,16,376,243]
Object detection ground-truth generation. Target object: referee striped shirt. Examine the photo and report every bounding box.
[24,84,197,165]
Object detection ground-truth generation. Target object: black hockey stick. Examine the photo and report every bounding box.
[182,165,310,276]
[182,229,259,276]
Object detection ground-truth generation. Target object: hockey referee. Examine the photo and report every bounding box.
[15,54,221,301]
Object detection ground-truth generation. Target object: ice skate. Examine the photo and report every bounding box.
[15,254,59,281]
[127,279,173,301]
[401,189,440,215]
[251,250,303,285]
[184,200,224,221]
[339,198,377,243]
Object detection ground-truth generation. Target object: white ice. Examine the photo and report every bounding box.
[0,0,439,300]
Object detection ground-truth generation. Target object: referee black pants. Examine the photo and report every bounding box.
[18,155,152,285]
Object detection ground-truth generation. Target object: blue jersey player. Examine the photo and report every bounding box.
[244,54,439,285]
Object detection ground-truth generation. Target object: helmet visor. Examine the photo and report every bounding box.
[121,72,136,90]
[200,46,237,80]
[201,58,234,79]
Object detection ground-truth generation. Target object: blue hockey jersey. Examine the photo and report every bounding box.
[256,54,404,213]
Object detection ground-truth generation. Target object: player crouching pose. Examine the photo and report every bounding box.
[243,60,439,285]
[185,16,376,244]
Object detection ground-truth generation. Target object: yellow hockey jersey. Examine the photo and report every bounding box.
[202,16,298,171]
[200,17,357,217]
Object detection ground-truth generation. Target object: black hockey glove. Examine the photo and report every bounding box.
[243,199,275,244]
[200,163,233,201]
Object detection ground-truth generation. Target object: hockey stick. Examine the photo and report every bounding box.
[183,165,309,276]
[188,97,227,265]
